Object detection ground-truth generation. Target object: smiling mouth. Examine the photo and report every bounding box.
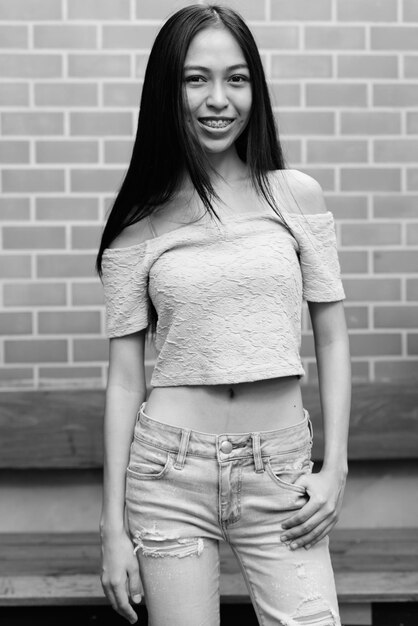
[199,118,235,129]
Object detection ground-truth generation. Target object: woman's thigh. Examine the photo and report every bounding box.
[137,537,220,626]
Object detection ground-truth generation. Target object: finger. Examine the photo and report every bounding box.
[304,524,336,550]
[286,518,333,550]
[113,584,138,624]
[128,565,143,604]
[281,502,336,541]
[102,581,118,613]
[281,499,322,532]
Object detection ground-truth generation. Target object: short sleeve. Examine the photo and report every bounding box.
[287,212,346,302]
[101,245,150,337]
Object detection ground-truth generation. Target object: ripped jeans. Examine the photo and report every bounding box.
[125,401,340,626]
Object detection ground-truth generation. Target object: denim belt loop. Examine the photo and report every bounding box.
[173,428,191,470]
[251,433,265,473]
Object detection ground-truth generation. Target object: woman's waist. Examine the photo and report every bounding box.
[145,376,304,433]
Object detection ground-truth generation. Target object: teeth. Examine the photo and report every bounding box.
[200,119,233,128]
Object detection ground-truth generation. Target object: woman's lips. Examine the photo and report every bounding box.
[198,118,236,133]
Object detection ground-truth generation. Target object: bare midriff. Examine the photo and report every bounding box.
[145,375,304,434]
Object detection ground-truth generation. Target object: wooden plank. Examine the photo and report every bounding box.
[1,384,418,468]
[0,529,418,606]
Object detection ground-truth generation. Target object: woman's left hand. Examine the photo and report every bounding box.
[279,468,347,550]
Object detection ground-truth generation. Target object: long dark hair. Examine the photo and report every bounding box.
[96,3,287,336]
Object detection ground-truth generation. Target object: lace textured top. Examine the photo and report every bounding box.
[101,210,345,386]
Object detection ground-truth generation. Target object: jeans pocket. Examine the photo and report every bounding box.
[265,454,312,494]
[127,439,172,480]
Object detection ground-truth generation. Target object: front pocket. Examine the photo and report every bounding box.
[127,440,172,480]
[265,456,312,494]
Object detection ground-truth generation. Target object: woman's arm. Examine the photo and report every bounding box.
[280,300,351,550]
[100,330,147,624]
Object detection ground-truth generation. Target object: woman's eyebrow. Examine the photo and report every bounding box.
[184,64,249,71]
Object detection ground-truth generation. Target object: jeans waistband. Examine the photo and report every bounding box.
[135,401,313,470]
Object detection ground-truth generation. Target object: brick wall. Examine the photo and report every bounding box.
[0,0,417,390]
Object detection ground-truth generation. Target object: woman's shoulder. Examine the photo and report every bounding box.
[269,169,328,216]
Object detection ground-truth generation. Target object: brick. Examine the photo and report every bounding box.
[36,140,98,164]
[72,282,104,306]
[73,338,108,361]
[2,112,63,136]
[282,139,302,165]
[337,0,397,21]
[272,55,332,79]
[36,197,99,221]
[0,368,33,388]
[0,55,61,78]
[5,340,67,364]
[103,82,141,107]
[372,26,418,50]
[349,333,401,357]
[102,24,161,49]
[0,0,61,20]
[68,54,130,78]
[0,255,31,279]
[375,306,418,328]
[342,223,401,246]
[269,83,301,107]
[0,26,28,48]
[407,169,418,191]
[404,0,418,21]
[300,168,335,191]
[34,25,97,49]
[4,283,66,307]
[374,140,418,163]
[0,198,30,221]
[35,83,97,107]
[70,112,132,136]
[0,141,29,164]
[3,226,65,250]
[307,140,367,163]
[0,83,29,106]
[343,278,401,301]
[374,195,418,218]
[37,254,96,278]
[68,0,130,20]
[375,360,418,382]
[305,26,365,50]
[374,85,418,107]
[39,366,102,382]
[271,0,331,20]
[38,311,100,334]
[407,334,418,355]
[407,113,418,134]
[407,279,418,301]
[325,196,368,219]
[71,225,102,249]
[407,224,418,245]
[341,112,401,135]
[136,0,231,20]
[339,251,368,273]
[306,84,367,107]
[70,169,124,193]
[251,26,299,49]
[338,55,398,78]
[135,54,149,79]
[104,140,133,164]
[277,111,335,135]
[2,169,65,193]
[341,168,401,192]
[0,312,32,335]
[344,306,368,329]
[405,56,418,78]
[374,251,418,273]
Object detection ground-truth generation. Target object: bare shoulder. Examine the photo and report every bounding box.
[271,169,328,216]
[108,215,155,249]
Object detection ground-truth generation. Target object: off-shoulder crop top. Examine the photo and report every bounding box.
[101,210,345,386]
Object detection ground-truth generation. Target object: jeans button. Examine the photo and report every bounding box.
[220,440,233,454]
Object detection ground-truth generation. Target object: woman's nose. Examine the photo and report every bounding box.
[206,81,228,108]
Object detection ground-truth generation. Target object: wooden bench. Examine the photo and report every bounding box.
[1,384,418,626]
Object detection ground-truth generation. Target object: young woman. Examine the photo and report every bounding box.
[97,5,351,626]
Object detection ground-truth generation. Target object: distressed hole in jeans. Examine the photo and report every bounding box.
[133,527,204,559]
[292,596,338,625]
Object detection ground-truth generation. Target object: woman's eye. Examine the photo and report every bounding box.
[185,75,205,83]
[230,75,250,83]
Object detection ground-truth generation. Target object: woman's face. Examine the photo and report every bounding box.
[183,27,252,156]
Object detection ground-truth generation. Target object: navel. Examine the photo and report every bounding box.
[228,387,235,399]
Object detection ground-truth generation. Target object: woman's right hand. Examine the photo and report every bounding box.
[100,528,143,624]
